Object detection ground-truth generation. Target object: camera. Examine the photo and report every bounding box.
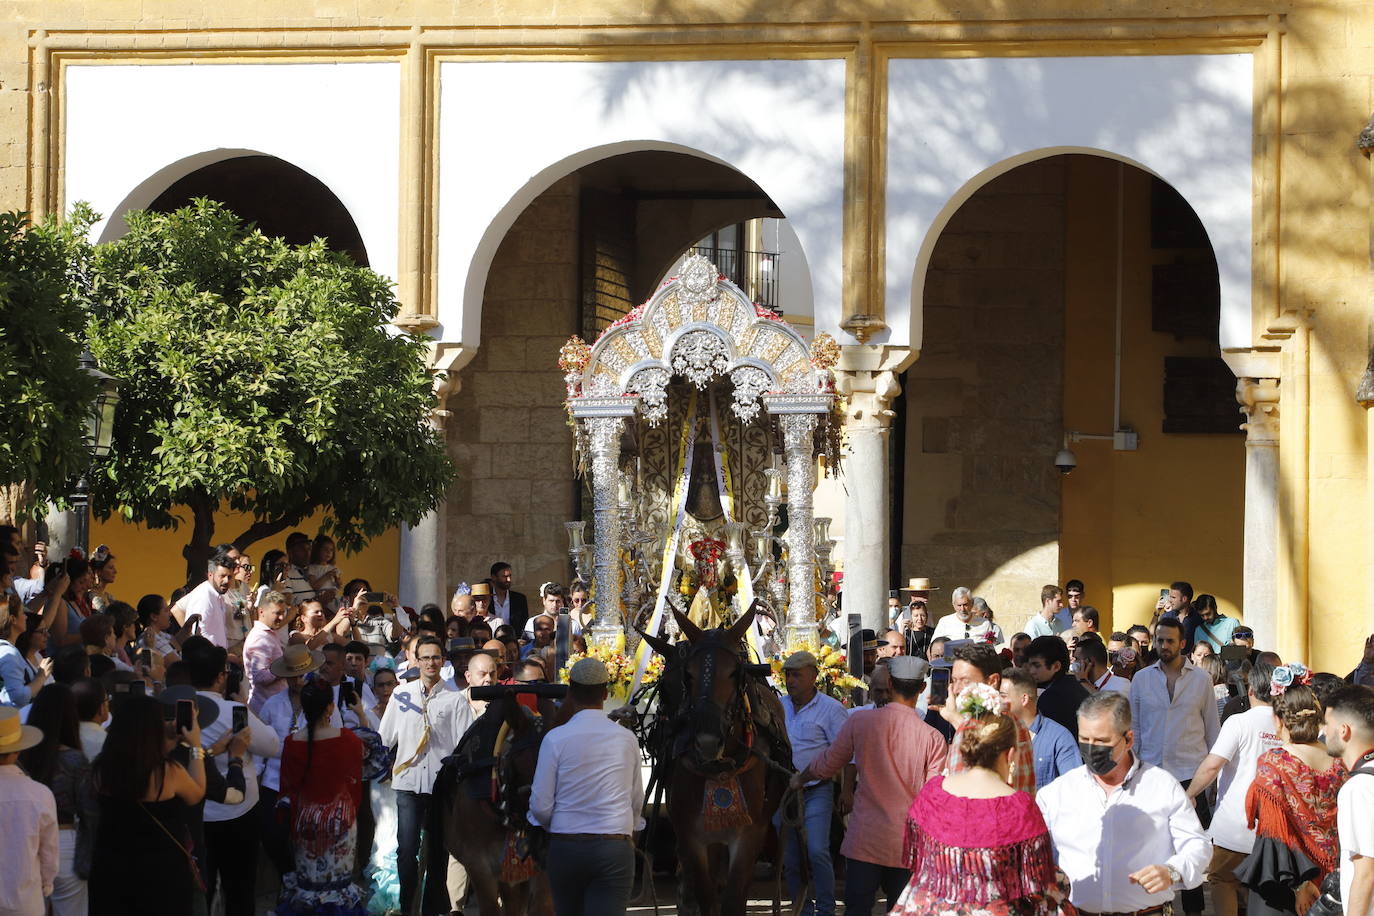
[1054,447,1077,476]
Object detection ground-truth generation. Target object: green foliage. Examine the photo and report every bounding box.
[0,207,101,510]
[85,199,454,572]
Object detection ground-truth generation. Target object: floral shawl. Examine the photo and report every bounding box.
[1245,747,1346,876]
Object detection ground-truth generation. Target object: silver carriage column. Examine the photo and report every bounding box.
[566,398,636,648]
[764,394,834,651]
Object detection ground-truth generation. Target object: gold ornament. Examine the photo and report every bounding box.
[558,336,592,374]
[810,331,840,371]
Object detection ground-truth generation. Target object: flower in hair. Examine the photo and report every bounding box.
[955,682,1004,718]
[453,582,471,597]
[1270,662,1312,696]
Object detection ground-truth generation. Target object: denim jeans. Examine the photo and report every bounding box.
[843,857,909,916]
[777,783,836,916]
[396,789,448,916]
[546,835,635,916]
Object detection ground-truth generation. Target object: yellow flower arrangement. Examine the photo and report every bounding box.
[559,641,665,698]
[769,640,866,705]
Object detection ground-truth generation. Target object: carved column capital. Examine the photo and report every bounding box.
[425,343,474,431]
[1237,377,1280,444]
[833,344,916,428]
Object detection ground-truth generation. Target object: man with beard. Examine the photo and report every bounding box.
[1129,616,1220,916]
[172,549,239,649]
[1324,686,1374,916]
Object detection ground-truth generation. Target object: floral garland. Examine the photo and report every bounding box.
[769,641,866,705]
[1270,661,1313,696]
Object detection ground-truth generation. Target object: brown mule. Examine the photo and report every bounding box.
[640,603,792,916]
[432,691,557,916]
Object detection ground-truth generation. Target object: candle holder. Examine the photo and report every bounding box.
[812,517,831,545]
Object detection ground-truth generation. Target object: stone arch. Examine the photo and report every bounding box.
[97,150,371,266]
[908,146,1224,352]
[457,141,817,345]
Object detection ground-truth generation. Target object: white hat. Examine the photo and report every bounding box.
[569,657,610,686]
[888,655,931,682]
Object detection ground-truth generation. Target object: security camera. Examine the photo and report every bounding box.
[1054,447,1077,476]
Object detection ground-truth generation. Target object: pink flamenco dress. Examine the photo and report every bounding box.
[277,729,369,916]
[893,775,1075,916]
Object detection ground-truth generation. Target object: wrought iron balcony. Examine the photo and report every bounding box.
[689,246,780,312]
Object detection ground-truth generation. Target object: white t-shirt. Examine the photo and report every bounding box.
[931,613,994,644]
[1207,704,1281,853]
[1338,764,1374,916]
[178,580,229,648]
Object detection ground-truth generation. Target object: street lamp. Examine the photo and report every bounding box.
[73,347,120,555]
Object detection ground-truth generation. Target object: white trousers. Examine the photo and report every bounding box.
[48,828,87,916]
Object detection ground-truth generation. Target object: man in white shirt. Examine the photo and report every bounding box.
[931,587,995,643]
[1022,584,1067,639]
[779,650,850,916]
[1183,661,1281,916]
[183,635,281,916]
[172,550,238,649]
[378,635,475,916]
[1074,638,1131,694]
[1038,691,1211,916]
[1324,685,1374,916]
[528,656,644,916]
[281,532,316,606]
[1129,616,1221,916]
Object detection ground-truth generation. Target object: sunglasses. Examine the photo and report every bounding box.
[1233,631,1254,639]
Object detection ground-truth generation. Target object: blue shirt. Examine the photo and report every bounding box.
[1028,712,1081,788]
[0,640,34,708]
[782,690,849,778]
[1190,614,1240,652]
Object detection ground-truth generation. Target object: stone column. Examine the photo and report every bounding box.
[586,415,626,648]
[1237,377,1280,651]
[399,510,446,610]
[780,413,820,650]
[835,346,915,635]
[397,343,469,609]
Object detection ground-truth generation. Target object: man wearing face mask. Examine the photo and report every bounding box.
[1038,691,1210,916]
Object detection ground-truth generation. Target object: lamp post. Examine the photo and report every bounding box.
[73,347,120,556]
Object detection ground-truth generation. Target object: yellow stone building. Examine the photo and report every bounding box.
[2,1,1371,673]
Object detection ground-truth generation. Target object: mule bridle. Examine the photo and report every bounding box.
[679,634,754,775]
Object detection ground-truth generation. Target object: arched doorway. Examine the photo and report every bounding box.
[146,154,368,265]
[898,153,1242,635]
[442,149,816,596]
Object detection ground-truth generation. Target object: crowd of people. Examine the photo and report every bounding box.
[784,578,1374,916]
[3,516,1374,916]
[0,524,591,916]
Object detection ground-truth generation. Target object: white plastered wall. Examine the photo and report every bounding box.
[436,59,847,346]
[63,62,401,282]
[885,54,1254,350]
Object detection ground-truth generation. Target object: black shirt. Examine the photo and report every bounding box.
[1038,673,1090,738]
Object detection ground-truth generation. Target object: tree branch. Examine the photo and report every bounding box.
[230,503,317,553]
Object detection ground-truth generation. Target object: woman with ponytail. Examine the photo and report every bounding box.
[1236,666,1347,916]
[276,680,366,915]
[893,683,1071,916]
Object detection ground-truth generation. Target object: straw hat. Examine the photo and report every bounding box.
[901,577,938,592]
[470,582,492,598]
[0,707,44,755]
[270,643,325,679]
